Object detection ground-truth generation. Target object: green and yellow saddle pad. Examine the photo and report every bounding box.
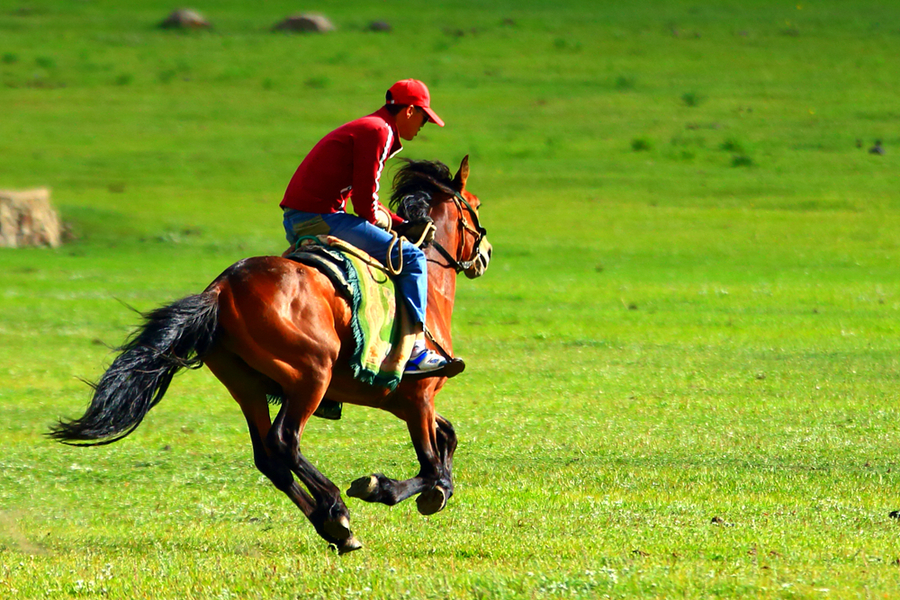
[285,235,402,390]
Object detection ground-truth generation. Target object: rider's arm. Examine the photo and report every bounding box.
[350,124,404,227]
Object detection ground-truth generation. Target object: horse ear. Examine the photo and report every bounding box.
[452,155,470,191]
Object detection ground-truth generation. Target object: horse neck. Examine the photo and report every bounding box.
[424,202,461,353]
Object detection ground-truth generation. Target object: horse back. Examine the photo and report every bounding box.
[209,256,353,361]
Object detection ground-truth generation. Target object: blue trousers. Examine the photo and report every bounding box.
[283,209,428,325]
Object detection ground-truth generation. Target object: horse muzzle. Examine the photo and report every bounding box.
[463,238,492,279]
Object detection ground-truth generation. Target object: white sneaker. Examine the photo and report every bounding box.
[404,348,448,374]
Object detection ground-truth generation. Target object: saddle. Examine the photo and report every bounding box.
[283,235,418,394]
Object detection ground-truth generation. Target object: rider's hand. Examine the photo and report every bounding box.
[396,217,435,246]
[374,207,392,231]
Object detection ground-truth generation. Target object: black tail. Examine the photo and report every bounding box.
[49,291,220,446]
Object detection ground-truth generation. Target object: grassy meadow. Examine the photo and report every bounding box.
[2,0,900,597]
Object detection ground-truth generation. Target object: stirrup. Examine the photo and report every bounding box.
[313,400,342,420]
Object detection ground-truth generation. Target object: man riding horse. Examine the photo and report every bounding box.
[280,79,455,381]
[49,80,491,553]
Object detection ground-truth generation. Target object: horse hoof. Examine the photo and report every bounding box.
[323,515,352,541]
[347,475,378,500]
[337,535,363,555]
[416,486,448,516]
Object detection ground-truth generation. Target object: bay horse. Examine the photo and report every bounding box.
[49,156,491,554]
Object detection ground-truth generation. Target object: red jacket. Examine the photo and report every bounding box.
[281,107,404,226]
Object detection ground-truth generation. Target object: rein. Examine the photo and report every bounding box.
[383,220,437,276]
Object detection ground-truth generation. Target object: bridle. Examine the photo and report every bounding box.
[430,190,488,273]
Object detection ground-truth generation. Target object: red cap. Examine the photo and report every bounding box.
[386,79,445,127]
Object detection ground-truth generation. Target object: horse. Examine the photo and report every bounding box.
[49,156,491,554]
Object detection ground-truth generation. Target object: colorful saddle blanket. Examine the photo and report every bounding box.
[285,235,402,390]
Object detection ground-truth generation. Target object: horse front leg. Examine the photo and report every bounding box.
[347,405,457,516]
[432,413,457,492]
[415,413,457,514]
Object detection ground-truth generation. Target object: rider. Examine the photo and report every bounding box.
[280,79,450,376]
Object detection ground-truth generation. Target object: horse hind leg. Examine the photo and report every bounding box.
[267,376,361,553]
[205,349,361,553]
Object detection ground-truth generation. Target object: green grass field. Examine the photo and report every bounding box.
[2,1,900,598]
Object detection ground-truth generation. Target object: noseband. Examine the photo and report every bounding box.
[431,191,488,273]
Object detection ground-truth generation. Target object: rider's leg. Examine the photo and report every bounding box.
[319,213,449,374]
[282,209,332,254]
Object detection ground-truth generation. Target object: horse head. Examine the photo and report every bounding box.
[391,155,492,279]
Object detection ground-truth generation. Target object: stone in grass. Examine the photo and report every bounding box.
[273,14,336,33]
[159,9,211,30]
[368,20,392,33]
[889,510,900,519]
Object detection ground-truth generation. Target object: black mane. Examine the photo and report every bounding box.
[390,159,455,221]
